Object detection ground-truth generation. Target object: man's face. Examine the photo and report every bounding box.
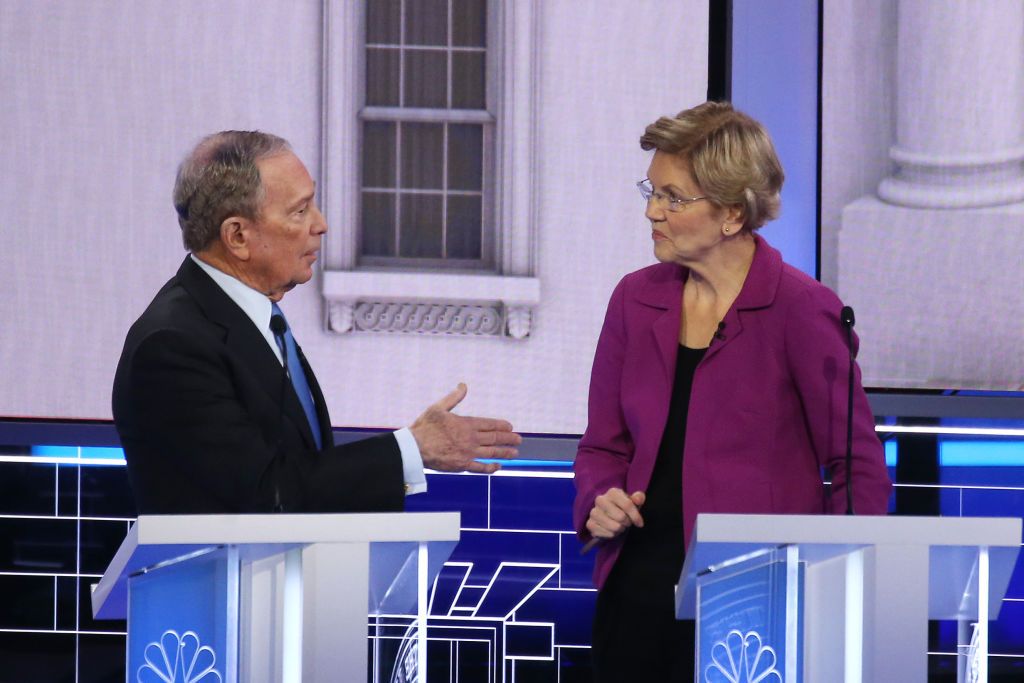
[245,151,327,300]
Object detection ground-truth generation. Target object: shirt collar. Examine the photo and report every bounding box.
[190,254,273,334]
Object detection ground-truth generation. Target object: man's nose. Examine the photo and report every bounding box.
[312,205,328,234]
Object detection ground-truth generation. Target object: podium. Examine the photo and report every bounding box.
[92,513,460,683]
[677,514,1022,682]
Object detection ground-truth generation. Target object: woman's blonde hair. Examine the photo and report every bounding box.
[640,101,784,231]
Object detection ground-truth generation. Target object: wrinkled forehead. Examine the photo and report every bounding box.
[256,151,315,201]
[646,150,698,190]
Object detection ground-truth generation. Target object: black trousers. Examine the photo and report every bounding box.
[591,563,696,683]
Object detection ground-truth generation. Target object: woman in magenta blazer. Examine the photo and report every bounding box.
[573,102,892,682]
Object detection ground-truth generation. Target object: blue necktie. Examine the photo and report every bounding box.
[271,303,323,450]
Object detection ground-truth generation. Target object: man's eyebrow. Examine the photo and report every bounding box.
[288,186,316,211]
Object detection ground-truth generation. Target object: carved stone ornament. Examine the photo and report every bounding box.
[327,301,354,333]
[327,300,529,337]
[505,306,532,340]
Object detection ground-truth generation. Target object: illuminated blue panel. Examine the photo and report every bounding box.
[430,563,471,616]
[697,553,802,682]
[731,0,819,277]
[489,475,575,532]
[31,445,125,461]
[451,531,560,585]
[558,533,595,589]
[959,488,1024,533]
[1000,554,1024,601]
[505,622,553,659]
[942,466,1024,488]
[885,440,897,467]
[513,588,597,648]
[941,441,1024,467]
[406,472,488,527]
[128,551,233,682]
[989,600,1024,653]
[452,586,485,612]
[474,565,557,619]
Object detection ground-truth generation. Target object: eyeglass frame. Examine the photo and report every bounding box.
[636,178,707,212]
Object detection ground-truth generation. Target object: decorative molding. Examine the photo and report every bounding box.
[505,305,531,340]
[327,301,354,333]
[322,271,538,339]
[329,299,532,337]
[347,301,504,336]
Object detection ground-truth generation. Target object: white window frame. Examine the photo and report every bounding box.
[320,0,540,339]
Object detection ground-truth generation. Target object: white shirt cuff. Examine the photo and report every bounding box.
[394,428,427,495]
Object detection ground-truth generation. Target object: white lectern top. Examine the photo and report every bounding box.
[92,512,460,620]
[677,513,1021,619]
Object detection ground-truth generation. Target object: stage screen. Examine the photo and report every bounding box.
[0,0,710,431]
[820,1,1024,392]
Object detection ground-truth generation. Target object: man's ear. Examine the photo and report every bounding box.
[219,216,251,260]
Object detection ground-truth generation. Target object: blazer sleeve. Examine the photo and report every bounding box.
[573,278,636,540]
[115,327,405,514]
[783,288,892,514]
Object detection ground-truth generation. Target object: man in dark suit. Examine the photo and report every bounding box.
[112,130,520,514]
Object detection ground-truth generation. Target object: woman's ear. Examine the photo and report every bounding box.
[722,205,744,235]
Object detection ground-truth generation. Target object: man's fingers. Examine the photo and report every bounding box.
[434,383,468,413]
[465,460,501,474]
[473,429,521,447]
[463,416,517,435]
[474,446,518,459]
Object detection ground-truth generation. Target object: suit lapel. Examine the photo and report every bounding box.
[701,234,783,363]
[176,257,321,450]
[635,263,685,381]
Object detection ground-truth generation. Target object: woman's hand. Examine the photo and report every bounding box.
[586,488,646,540]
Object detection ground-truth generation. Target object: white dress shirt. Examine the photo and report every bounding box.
[190,255,426,494]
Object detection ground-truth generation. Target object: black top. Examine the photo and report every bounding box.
[611,344,707,589]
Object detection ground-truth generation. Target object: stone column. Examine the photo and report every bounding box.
[838,1,1024,391]
[878,0,1024,208]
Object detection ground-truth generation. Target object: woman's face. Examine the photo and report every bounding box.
[644,151,737,265]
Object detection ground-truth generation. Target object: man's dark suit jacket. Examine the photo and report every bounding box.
[112,257,405,514]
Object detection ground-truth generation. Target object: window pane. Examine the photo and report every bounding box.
[452,0,485,47]
[401,122,444,189]
[451,51,485,109]
[399,193,443,258]
[366,48,400,106]
[404,48,447,107]
[447,124,482,191]
[366,0,400,44]
[405,0,448,46]
[446,194,482,259]
[363,121,397,187]
[362,191,396,256]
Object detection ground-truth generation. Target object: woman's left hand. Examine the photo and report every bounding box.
[586,488,647,540]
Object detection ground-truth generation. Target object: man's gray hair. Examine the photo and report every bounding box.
[173,131,292,252]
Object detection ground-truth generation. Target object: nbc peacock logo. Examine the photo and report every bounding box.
[137,630,222,683]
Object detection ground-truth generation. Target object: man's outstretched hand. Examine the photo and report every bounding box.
[410,383,521,474]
